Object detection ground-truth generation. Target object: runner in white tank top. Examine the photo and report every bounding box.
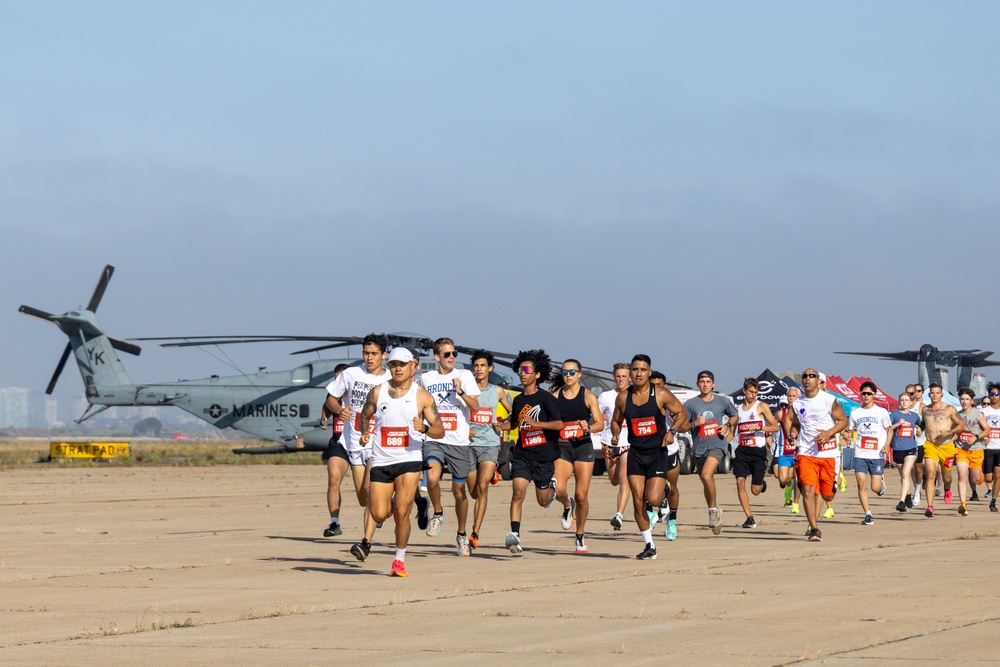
[733,378,779,529]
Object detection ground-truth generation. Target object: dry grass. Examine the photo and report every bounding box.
[0,438,324,468]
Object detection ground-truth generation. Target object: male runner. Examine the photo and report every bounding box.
[783,368,848,541]
[319,334,390,538]
[848,381,892,525]
[888,391,923,512]
[921,383,965,518]
[496,349,563,554]
[981,382,1000,512]
[651,371,682,541]
[466,349,512,551]
[955,387,990,515]
[734,378,779,528]
[684,371,737,535]
[418,337,480,556]
[599,363,631,530]
[775,387,801,513]
[611,354,689,559]
[349,347,444,576]
[320,363,350,536]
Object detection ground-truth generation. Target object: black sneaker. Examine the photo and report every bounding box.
[991,500,998,513]
[415,495,430,531]
[808,528,822,542]
[741,516,756,529]
[323,521,342,537]
[761,480,767,493]
[350,541,371,562]
[636,543,657,560]
[895,501,907,513]
[904,494,913,509]
[876,485,885,497]
[971,489,980,502]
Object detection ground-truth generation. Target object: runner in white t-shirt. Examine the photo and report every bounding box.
[847,382,892,525]
[417,337,481,556]
[599,363,631,531]
[319,333,390,538]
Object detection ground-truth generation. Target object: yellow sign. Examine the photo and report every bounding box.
[50,441,131,459]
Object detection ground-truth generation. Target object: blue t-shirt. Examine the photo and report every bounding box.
[889,410,922,449]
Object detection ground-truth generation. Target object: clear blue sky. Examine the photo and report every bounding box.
[2,2,998,414]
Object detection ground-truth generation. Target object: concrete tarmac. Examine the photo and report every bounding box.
[2,466,999,665]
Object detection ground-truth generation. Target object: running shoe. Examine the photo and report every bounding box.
[876,485,885,497]
[805,527,814,540]
[708,508,722,535]
[376,521,384,529]
[610,512,624,530]
[575,536,588,554]
[761,480,767,493]
[944,489,953,504]
[469,533,479,550]
[415,495,430,531]
[861,514,874,526]
[543,478,558,508]
[636,543,657,560]
[561,499,576,530]
[456,534,470,557]
[790,502,800,514]
[504,531,522,554]
[971,489,980,502]
[808,528,823,542]
[904,494,913,509]
[838,472,847,492]
[959,503,968,517]
[990,500,998,513]
[925,505,935,518]
[987,489,993,499]
[389,559,408,577]
[784,485,793,506]
[913,489,921,506]
[647,509,658,529]
[323,521,342,537]
[821,507,835,519]
[935,488,942,498]
[741,516,756,529]
[491,468,501,485]
[427,512,445,537]
[896,501,907,513]
[350,541,371,562]
[665,519,677,541]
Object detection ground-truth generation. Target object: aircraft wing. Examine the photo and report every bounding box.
[834,350,921,361]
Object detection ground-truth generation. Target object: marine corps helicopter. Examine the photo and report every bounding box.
[22,266,687,458]
[835,344,1000,396]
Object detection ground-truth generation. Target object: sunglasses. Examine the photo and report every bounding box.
[561,369,579,377]
[519,366,535,375]
[801,373,819,379]
[860,391,875,396]
[441,351,458,358]
[990,392,1000,397]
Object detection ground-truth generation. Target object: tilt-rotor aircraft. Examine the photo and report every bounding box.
[835,344,1000,396]
[20,266,655,454]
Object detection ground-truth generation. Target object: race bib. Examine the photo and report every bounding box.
[782,438,797,456]
[737,420,764,434]
[471,408,494,424]
[897,424,913,439]
[440,413,458,431]
[632,416,658,437]
[522,428,546,447]
[959,430,975,445]
[818,439,838,452]
[381,427,409,448]
[990,428,1000,440]
[332,417,345,434]
[561,421,585,439]
[353,413,376,435]
[698,420,719,438]
[860,436,879,451]
[739,433,757,447]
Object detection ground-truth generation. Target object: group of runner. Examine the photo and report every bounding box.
[317,336,1000,575]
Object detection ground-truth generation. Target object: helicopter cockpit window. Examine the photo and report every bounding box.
[291,364,313,385]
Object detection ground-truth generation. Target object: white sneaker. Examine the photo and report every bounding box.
[504,531,522,554]
[709,508,722,535]
[543,478,558,509]
[561,498,576,530]
[610,512,623,530]
[456,534,470,557]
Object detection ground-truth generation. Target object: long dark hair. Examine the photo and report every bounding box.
[549,358,581,391]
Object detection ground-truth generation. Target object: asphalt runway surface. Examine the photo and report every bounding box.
[2,465,999,665]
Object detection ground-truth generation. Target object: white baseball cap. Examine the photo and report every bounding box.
[388,347,414,363]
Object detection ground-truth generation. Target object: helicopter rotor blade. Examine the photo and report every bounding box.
[86,265,115,312]
[19,305,55,321]
[109,337,142,356]
[46,343,73,395]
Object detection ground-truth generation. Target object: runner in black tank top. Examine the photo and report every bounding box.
[550,359,604,554]
[610,354,689,561]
